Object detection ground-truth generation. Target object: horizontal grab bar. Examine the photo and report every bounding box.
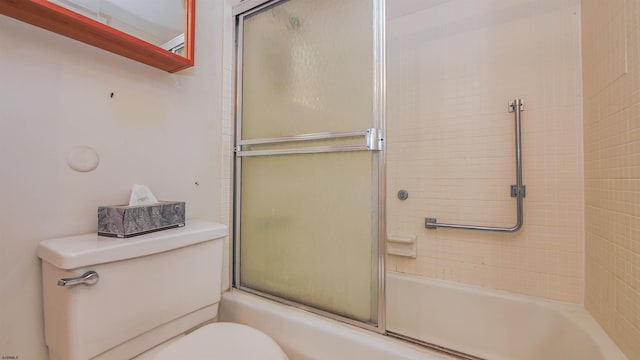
[425,99,525,233]
[236,128,383,156]
[238,129,372,146]
[425,217,522,232]
[236,144,370,157]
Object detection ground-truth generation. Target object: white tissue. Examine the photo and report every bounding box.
[128,184,159,206]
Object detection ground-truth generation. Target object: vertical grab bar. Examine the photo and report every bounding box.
[425,99,525,232]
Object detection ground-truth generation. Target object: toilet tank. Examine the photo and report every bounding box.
[37,220,228,360]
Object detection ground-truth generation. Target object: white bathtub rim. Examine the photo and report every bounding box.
[387,271,627,360]
[220,289,454,360]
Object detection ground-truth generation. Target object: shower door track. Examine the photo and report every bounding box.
[387,331,486,360]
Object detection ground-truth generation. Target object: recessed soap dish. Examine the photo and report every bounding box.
[387,234,417,258]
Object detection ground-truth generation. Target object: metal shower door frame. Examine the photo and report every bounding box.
[231,0,387,333]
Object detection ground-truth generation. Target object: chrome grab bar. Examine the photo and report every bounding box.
[58,271,99,287]
[238,129,371,146]
[236,128,384,157]
[425,99,525,232]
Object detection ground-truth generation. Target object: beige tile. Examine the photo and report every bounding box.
[582,0,640,357]
[387,0,584,303]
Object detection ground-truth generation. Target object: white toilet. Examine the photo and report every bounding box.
[37,220,288,360]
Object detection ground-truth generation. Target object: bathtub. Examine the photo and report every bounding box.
[219,291,451,360]
[219,273,626,360]
[386,272,626,360]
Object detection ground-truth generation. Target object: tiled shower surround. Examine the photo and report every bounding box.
[386,0,584,303]
[583,0,640,358]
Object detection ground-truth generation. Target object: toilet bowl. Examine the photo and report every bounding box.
[151,322,288,360]
[37,220,287,360]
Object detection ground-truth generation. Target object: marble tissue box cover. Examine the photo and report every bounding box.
[97,201,185,238]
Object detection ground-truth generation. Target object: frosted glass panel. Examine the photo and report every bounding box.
[240,151,377,323]
[238,0,379,325]
[241,0,374,139]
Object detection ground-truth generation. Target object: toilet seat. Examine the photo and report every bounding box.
[151,322,288,360]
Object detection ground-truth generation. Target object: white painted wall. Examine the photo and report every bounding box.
[0,0,228,358]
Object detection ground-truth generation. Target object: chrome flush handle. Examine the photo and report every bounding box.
[57,271,99,287]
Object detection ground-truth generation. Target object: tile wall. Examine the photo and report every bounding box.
[582,0,640,357]
[386,0,584,302]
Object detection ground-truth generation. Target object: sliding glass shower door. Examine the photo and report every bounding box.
[234,0,385,327]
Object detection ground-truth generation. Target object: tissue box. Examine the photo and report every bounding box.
[97,201,185,238]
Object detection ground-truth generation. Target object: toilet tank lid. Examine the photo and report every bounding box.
[37,220,228,270]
